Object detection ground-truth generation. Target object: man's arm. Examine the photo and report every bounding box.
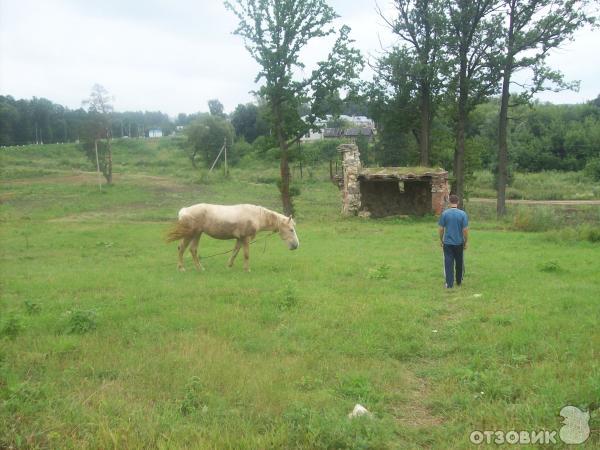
[439,226,445,247]
[463,227,469,250]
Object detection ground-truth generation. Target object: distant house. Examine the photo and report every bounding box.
[322,127,375,141]
[149,129,163,138]
[300,114,376,142]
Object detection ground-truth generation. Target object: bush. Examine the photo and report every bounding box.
[179,376,207,416]
[64,309,98,334]
[584,158,600,181]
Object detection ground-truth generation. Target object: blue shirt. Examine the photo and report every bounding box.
[438,207,469,245]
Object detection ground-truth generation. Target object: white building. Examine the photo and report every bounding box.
[301,115,375,142]
[149,129,163,138]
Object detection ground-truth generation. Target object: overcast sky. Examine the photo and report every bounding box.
[1,0,598,116]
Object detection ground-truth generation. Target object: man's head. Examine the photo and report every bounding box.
[449,194,459,206]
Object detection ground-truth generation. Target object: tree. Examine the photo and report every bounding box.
[495,0,595,216]
[367,48,421,166]
[185,114,234,168]
[208,99,226,117]
[445,0,503,207]
[225,0,363,215]
[378,0,447,166]
[230,102,269,143]
[81,84,114,184]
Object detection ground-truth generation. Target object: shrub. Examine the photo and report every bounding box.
[584,158,600,181]
[179,376,207,416]
[64,309,98,334]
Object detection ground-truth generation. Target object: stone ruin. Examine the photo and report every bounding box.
[334,143,449,217]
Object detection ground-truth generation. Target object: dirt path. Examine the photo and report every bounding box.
[470,197,600,206]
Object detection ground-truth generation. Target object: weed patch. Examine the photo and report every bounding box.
[63,309,98,334]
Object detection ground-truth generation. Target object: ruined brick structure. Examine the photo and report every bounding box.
[336,143,449,217]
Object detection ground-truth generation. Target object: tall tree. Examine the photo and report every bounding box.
[379,0,447,166]
[82,84,114,184]
[495,0,595,216]
[231,102,269,143]
[208,99,226,117]
[225,0,363,215]
[445,0,503,207]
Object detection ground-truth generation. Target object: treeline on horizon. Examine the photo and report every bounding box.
[2,92,600,177]
[0,95,175,146]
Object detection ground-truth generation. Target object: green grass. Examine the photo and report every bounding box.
[471,170,600,200]
[1,140,599,448]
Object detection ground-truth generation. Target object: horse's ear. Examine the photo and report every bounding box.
[288,215,293,223]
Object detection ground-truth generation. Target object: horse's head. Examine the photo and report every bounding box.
[278,216,299,250]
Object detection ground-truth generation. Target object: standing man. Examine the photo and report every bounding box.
[438,194,469,288]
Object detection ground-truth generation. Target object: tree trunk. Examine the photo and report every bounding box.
[94,139,102,190]
[497,67,511,217]
[274,100,294,216]
[280,148,293,216]
[497,5,515,218]
[418,83,431,166]
[453,56,468,209]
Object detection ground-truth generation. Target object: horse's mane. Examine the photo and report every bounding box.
[258,206,284,230]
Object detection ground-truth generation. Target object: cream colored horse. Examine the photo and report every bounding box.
[166,203,299,272]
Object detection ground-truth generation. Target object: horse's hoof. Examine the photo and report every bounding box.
[178,267,186,272]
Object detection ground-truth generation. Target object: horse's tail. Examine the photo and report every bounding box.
[165,218,196,243]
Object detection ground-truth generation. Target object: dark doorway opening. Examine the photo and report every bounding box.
[359,178,432,217]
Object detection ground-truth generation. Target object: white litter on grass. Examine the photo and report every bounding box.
[348,404,372,419]
[432,329,438,333]
[473,293,483,298]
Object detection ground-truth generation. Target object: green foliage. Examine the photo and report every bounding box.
[64,309,98,334]
[179,376,207,416]
[511,207,561,232]
[584,158,600,181]
[185,114,234,168]
[1,315,23,340]
[538,261,561,273]
[23,300,41,315]
[545,225,600,243]
[277,281,298,311]
[230,102,270,143]
[367,263,391,280]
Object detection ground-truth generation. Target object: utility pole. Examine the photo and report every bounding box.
[223,137,228,176]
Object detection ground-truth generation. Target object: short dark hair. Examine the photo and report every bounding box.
[449,194,459,204]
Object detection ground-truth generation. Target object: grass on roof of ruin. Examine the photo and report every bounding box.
[359,166,447,177]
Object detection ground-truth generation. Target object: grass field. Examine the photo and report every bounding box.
[1,139,599,449]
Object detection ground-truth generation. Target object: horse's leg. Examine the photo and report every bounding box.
[242,237,251,272]
[228,239,242,267]
[177,237,191,272]
[189,233,204,271]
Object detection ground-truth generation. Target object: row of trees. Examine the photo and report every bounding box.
[225,0,596,215]
[0,94,175,147]
[369,0,594,213]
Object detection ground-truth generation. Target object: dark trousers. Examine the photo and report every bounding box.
[443,244,464,288]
